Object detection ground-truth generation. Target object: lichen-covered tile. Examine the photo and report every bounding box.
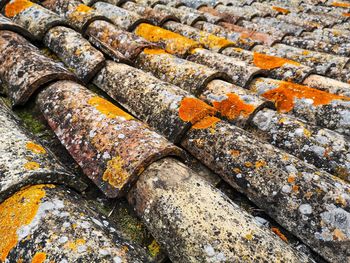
[187,48,265,87]
[0,100,86,203]
[239,17,305,38]
[248,78,350,136]
[133,23,202,57]
[179,5,224,23]
[198,6,242,23]
[93,61,193,143]
[200,79,274,126]
[181,120,350,263]
[0,30,77,106]
[36,80,183,197]
[154,3,206,26]
[0,184,152,262]
[135,48,230,95]
[222,48,314,83]
[0,13,34,40]
[303,74,350,97]
[128,158,314,263]
[276,12,338,29]
[253,43,350,75]
[134,0,166,8]
[162,20,235,52]
[250,108,350,181]
[121,1,179,26]
[86,20,154,62]
[3,0,68,40]
[178,0,222,9]
[93,1,151,31]
[193,21,263,49]
[42,0,110,33]
[43,26,105,82]
[218,22,279,46]
[282,31,350,57]
[215,4,264,20]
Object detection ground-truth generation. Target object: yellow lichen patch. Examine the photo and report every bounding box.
[244,162,253,168]
[24,161,40,170]
[5,0,33,17]
[253,53,300,70]
[88,96,134,120]
[233,167,241,173]
[102,156,129,189]
[303,128,311,137]
[65,239,86,251]
[0,185,53,261]
[245,233,254,240]
[255,160,266,169]
[262,81,350,112]
[198,31,233,50]
[271,227,288,243]
[143,48,169,55]
[26,142,46,154]
[302,50,310,55]
[179,97,217,124]
[148,240,161,257]
[135,23,200,55]
[192,116,220,129]
[75,4,93,13]
[32,252,46,263]
[212,93,255,120]
[271,6,290,14]
[332,2,350,8]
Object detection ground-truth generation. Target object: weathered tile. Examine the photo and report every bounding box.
[0,184,152,262]
[37,80,182,197]
[43,26,105,82]
[0,100,86,203]
[128,158,313,263]
[0,30,76,106]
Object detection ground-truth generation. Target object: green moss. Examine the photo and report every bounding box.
[15,110,46,135]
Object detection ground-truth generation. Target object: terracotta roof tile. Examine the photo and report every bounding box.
[0,0,350,261]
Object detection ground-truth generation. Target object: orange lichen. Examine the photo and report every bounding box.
[271,227,288,243]
[292,185,299,192]
[24,161,40,170]
[302,50,310,55]
[253,53,300,70]
[271,6,290,14]
[287,176,295,183]
[102,156,129,189]
[135,23,200,55]
[198,31,233,50]
[178,97,217,124]
[230,150,240,157]
[333,229,347,241]
[143,48,169,55]
[75,4,93,13]
[32,252,46,263]
[342,12,350,16]
[26,142,46,154]
[0,185,53,261]
[88,96,134,120]
[5,0,33,17]
[255,160,266,169]
[332,2,350,8]
[212,93,255,120]
[262,81,350,112]
[192,116,220,129]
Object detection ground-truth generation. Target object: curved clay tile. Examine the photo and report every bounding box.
[0,100,86,203]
